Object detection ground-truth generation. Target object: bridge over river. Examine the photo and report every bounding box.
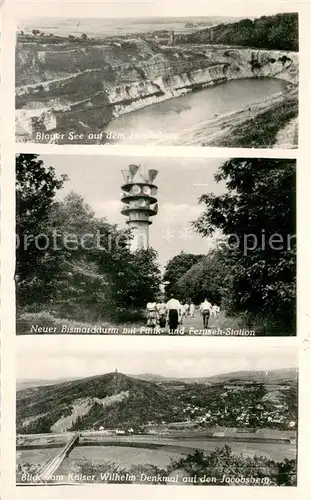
[37,433,80,480]
[17,430,296,481]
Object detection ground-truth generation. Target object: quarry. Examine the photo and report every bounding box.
[15,35,299,146]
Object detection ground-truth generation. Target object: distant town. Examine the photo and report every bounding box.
[16,369,298,486]
[17,371,297,435]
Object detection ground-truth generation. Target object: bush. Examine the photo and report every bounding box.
[167,446,297,486]
[16,312,57,334]
[113,307,144,324]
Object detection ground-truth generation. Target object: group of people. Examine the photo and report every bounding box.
[146,298,220,330]
[145,299,194,329]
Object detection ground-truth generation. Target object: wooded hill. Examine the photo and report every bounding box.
[176,13,298,51]
[17,372,184,433]
[17,370,297,434]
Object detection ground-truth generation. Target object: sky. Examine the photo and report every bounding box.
[17,335,297,381]
[16,1,299,20]
[41,154,227,269]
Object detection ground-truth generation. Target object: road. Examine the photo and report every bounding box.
[180,312,219,330]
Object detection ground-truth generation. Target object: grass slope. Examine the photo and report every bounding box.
[213,93,298,148]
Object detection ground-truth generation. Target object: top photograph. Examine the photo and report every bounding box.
[15,10,299,147]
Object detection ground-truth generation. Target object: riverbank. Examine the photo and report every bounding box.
[214,90,298,148]
[16,431,296,484]
[17,433,295,451]
[131,86,298,147]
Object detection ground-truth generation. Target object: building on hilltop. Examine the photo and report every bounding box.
[169,29,175,46]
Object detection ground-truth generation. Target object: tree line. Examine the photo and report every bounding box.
[16,155,295,334]
[163,158,295,334]
[16,154,161,324]
[176,13,299,52]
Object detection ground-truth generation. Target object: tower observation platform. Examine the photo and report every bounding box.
[121,164,159,251]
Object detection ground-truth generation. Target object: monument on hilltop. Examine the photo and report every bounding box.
[169,29,175,46]
[121,164,159,251]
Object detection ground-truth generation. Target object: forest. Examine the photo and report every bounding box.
[16,155,295,334]
[16,370,297,434]
[163,158,296,334]
[176,13,299,51]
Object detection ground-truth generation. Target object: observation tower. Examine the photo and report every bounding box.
[121,164,159,251]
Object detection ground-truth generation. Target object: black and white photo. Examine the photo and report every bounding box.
[16,339,298,486]
[16,154,296,336]
[0,0,310,498]
[15,8,298,147]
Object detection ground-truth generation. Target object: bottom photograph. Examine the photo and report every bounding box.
[16,337,298,487]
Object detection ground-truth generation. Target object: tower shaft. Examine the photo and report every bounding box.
[128,220,150,251]
[120,165,159,252]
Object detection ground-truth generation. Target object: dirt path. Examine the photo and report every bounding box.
[139,311,252,336]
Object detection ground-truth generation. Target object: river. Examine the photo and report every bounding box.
[104,78,288,145]
[17,439,295,484]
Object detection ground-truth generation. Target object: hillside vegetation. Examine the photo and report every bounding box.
[211,91,298,148]
[164,158,296,335]
[133,368,297,384]
[176,13,298,51]
[17,371,297,434]
[17,372,184,433]
[16,154,161,326]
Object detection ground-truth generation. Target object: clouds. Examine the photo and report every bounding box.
[17,2,298,20]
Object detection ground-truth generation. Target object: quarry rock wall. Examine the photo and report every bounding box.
[15,41,298,139]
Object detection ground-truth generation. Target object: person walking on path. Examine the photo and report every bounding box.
[184,303,190,317]
[179,303,185,325]
[189,302,195,318]
[146,301,158,327]
[157,301,167,328]
[199,299,212,328]
[166,297,181,331]
[211,304,220,318]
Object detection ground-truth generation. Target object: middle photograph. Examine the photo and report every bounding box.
[16,154,296,337]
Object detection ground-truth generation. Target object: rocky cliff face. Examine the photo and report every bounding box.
[15,38,298,143]
[222,48,298,83]
[110,50,298,118]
